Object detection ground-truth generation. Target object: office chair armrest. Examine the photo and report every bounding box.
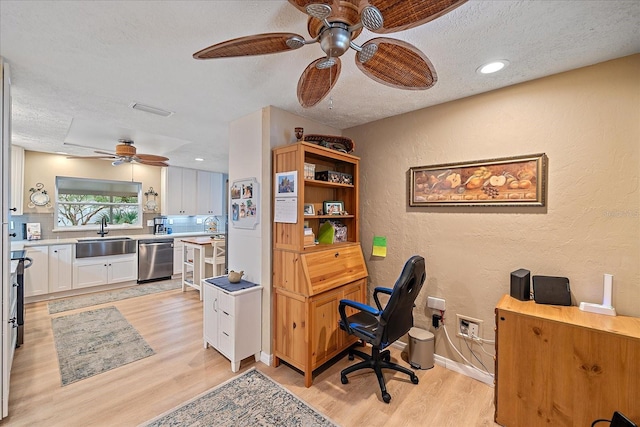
[338,299,380,340]
[373,287,393,310]
[339,299,380,316]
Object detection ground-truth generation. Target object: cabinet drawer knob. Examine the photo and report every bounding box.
[335,252,339,258]
[293,322,297,329]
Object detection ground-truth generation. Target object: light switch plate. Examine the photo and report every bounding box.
[146,220,153,226]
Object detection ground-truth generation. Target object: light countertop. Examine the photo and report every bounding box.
[181,236,225,245]
[11,231,212,250]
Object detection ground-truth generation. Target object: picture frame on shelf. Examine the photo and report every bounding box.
[303,203,315,216]
[275,171,297,196]
[323,200,344,215]
[409,153,548,207]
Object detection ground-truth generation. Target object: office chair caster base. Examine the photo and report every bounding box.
[382,392,391,403]
[341,375,349,384]
[411,374,419,384]
[348,354,355,361]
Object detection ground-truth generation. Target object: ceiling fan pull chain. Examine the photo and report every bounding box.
[329,64,333,110]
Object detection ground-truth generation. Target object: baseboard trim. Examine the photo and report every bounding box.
[260,351,273,367]
[392,341,494,386]
[261,345,494,387]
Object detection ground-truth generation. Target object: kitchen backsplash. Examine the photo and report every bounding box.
[10,213,227,241]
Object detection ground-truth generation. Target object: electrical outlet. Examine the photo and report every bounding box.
[456,314,483,340]
[146,220,153,226]
[427,296,446,311]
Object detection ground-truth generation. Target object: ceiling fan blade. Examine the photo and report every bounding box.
[193,33,307,59]
[297,57,342,108]
[94,150,117,156]
[66,155,115,159]
[137,160,169,167]
[355,38,436,90]
[366,0,467,33]
[136,153,169,162]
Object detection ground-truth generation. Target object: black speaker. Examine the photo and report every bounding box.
[510,269,530,301]
[532,275,571,306]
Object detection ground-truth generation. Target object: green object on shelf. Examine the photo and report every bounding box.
[317,221,335,244]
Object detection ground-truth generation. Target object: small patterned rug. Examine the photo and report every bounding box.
[140,368,337,427]
[52,306,154,386]
[48,281,181,314]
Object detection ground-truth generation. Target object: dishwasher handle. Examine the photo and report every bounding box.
[139,242,174,248]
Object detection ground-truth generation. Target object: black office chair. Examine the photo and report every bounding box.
[592,412,637,427]
[338,255,426,403]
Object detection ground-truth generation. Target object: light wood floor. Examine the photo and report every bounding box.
[6,281,499,426]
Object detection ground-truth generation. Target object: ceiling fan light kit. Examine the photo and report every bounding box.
[193,0,468,108]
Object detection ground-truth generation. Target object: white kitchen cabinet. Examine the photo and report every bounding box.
[161,167,197,215]
[196,170,224,215]
[24,246,48,297]
[172,238,183,275]
[202,279,262,372]
[10,145,23,216]
[48,244,72,293]
[73,254,137,289]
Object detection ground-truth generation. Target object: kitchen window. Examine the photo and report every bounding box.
[55,176,142,230]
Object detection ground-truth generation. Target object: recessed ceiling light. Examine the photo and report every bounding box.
[129,102,173,117]
[477,60,509,74]
[195,158,204,161]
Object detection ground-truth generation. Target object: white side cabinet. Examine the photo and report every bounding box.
[202,279,262,372]
[73,254,137,289]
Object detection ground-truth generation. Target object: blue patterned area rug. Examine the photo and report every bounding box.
[48,281,181,314]
[141,368,337,427]
[52,306,154,386]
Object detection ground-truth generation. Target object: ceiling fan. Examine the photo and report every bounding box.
[194,0,467,108]
[67,139,170,167]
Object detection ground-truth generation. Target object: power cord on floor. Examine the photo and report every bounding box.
[441,318,494,378]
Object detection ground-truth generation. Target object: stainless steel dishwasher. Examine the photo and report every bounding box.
[138,238,174,282]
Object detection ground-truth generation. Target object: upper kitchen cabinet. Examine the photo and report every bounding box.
[10,145,23,215]
[161,167,197,215]
[196,170,224,216]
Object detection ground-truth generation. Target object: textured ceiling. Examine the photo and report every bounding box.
[1,1,638,173]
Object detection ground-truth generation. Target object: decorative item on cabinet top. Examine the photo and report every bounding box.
[28,182,51,208]
[303,134,354,154]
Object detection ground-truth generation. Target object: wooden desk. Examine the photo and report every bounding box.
[181,237,221,300]
[494,295,640,426]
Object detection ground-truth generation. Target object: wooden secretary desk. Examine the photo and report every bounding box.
[272,142,368,387]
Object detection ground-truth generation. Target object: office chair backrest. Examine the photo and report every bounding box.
[380,255,426,345]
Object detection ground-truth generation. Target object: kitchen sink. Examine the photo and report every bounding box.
[77,237,132,242]
[76,237,136,258]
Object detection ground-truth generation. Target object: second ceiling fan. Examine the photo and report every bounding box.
[194,0,467,108]
[67,139,169,167]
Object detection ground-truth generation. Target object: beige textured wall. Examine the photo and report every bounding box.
[22,151,161,215]
[345,55,640,371]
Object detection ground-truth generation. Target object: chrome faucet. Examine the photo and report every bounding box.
[98,217,109,237]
